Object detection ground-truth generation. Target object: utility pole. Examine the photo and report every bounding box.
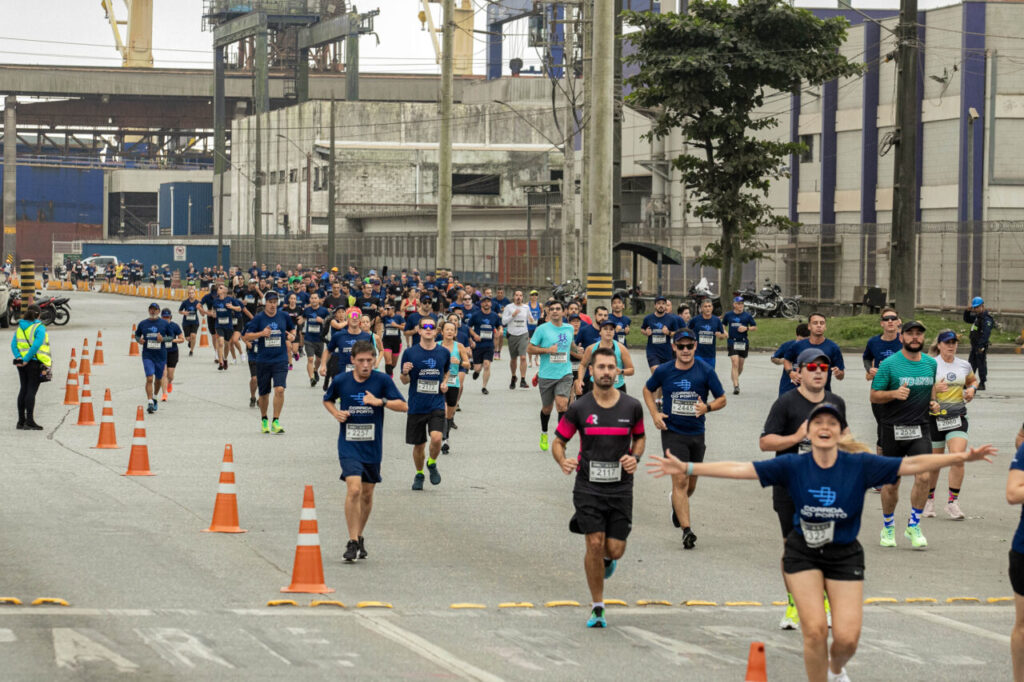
[436,0,454,277]
[586,0,614,310]
[889,0,919,318]
[214,46,225,269]
[580,0,592,281]
[254,113,263,265]
[2,96,15,267]
[560,6,577,283]
[327,99,337,267]
[346,10,360,101]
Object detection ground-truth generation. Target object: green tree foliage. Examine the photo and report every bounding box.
[624,0,862,295]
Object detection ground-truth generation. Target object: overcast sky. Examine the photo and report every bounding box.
[0,0,961,76]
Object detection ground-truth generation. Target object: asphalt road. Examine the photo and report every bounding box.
[2,291,1022,680]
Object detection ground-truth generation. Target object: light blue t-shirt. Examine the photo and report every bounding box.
[530,321,573,380]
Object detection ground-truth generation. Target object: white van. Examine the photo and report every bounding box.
[80,255,120,275]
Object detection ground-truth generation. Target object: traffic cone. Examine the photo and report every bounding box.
[63,352,79,406]
[129,325,140,357]
[203,445,246,533]
[123,406,154,476]
[75,374,96,426]
[79,338,91,376]
[199,320,210,348]
[93,389,118,449]
[281,485,334,594]
[93,331,105,366]
[744,642,767,682]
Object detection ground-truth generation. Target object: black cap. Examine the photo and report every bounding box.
[654,295,668,303]
[600,319,617,329]
[796,348,830,366]
[806,402,848,430]
[264,291,279,301]
[673,328,697,343]
[901,320,926,333]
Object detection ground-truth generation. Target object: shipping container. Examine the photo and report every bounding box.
[158,182,214,236]
[0,165,104,224]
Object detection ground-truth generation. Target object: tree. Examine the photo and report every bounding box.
[624,0,862,296]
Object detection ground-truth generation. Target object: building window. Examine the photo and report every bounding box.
[452,173,501,196]
[289,169,298,183]
[799,134,815,163]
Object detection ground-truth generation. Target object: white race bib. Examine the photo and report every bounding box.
[589,460,622,483]
[385,327,400,337]
[551,352,568,364]
[935,416,962,431]
[894,424,923,441]
[652,334,666,344]
[447,374,459,387]
[217,317,229,325]
[698,331,714,345]
[800,519,835,548]
[671,398,697,417]
[616,333,626,343]
[480,330,493,340]
[510,319,527,333]
[345,423,375,441]
[186,313,197,321]
[265,334,281,348]
[417,379,439,394]
[732,341,747,351]
[307,323,320,334]
[146,340,161,350]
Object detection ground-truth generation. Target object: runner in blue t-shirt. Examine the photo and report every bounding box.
[862,307,903,453]
[320,307,373,392]
[528,300,575,452]
[135,302,174,414]
[721,296,757,394]
[300,292,330,387]
[243,291,296,435]
[1007,438,1024,672]
[527,290,544,368]
[322,339,408,562]
[467,298,502,395]
[609,294,631,346]
[687,299,726,369]
[772,324,810,396]
[399,317,451,491]
[641,296,682,371]
[782,313,846,393]
[642,328,727,550]
[178,287,202,356]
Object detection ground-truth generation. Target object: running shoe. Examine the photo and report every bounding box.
[922,498,936,518]
[412,473,425,491]
[310,377,317,387]
[586,606,607,629]
[167,382,173,394]
[151,399,158,413]
[670,492,680,528]
[825,594,832,628]
[733,386,740,395]
[977,383,986,391]
[288,364,293,371]
[357,536,367,559]
[250,397,257,408]
[189,350,194,357]
[904,524,928,549]
[472,370,480,380]
[946,500,965,520]
[510,376,517,390]
[827,667,851,682]
[271,419,285,435]
[441,442,450,455]
[147,401,156,414]
[603,558,617,580]
[880,526,896,547]
[682,528,697,550]
[779,604,800,630]
[449,420,458,430]
[427,462,441,485]
[481,387,489,395]
[261,418,270,434]
[531,373,539,387]
[343,539,360,563]
[161,393,167,402]
[520,378,528,388]
[540,433,549,451]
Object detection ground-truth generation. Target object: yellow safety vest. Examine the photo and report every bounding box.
[16,322,51,367]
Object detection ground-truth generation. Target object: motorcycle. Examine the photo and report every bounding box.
[613,281,646,315]
[547,277,584,307]
[687,277,722,316]
[35,295,71,326]
[735,278,801,319]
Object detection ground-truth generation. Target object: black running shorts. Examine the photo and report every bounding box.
[405,410,446,445]
[1010,550,1024,596]
[569,490,633,540]
[782,531,864,581]
[660,431,706,463]
[879,423,932,458]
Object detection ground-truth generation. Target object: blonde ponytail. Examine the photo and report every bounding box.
[838,431,871,454]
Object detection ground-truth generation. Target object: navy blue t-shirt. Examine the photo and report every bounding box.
[644,359,724,435]
[323,371,406,463]
[244,311,295,364]
[773,339,799,395]
[754,451,901,545]
[178,299,201,326]
[722,311,757,346]
[575,323,601,349]
[863,334,903,368]
[327,330,373,372]
[302,306,329,339]
[400,344,452,414]
[1011,443,1024,554]
[163,321,183,352]
[381,315,405,343]
[783,338,845,392]
[468,311,502,349]
[211,297,235,329]
[641,313,681,354]
[688,315,725,360]
[135,318,173,359]
[404,312,438,347]
[608,313,631,345]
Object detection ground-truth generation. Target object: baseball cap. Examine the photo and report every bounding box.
[733,296,744,303]
[937,330,958,344]
[264,291,279,301]
[901,320,926,333]
[806,402,848,430]
[160,308,172,318]
[148,302,160,310]
[600,319,617,329]
[971,296,984,307]
[529,289,539,295]
[796,348,830,366]
[673,328,697,343]
[655,295,668,303]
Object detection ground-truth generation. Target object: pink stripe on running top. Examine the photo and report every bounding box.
[583,427,631,436]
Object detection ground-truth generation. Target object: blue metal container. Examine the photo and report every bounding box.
[0,165,103,224]
[80,242,229,270]
[159,182,214,235]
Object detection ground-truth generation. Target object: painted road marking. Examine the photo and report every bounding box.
[52,628,139,673]
[908,609,1011,645]
[134,627,235,669]
[619,626,745,667]
[0,629,14,643]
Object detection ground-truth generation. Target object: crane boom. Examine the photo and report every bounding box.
[102,0,153,68]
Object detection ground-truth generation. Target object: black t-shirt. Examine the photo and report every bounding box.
[555,392,645,497]
[355,296,380,319]
[761,390,847,457]
[323,294,347,311]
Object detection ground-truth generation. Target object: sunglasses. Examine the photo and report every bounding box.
[675,343,696,350]
[881,315,899,322]
[421,323,436,331]
[802,362,830,372]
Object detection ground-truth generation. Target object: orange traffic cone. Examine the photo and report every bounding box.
[93,331,105,366]
[63,352,79,406]
[744,642,767,682]
[129,325,140,357]
[75,374,96,426]
[79,338,92,376]
[93,389,118,449]
[281,485,334,594]
[123,406,154,476]
[203,445,246,533]
[199,321,210,348]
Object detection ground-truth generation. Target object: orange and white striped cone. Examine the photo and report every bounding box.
[79,338,92,377]
[203,445,246,533]
[199,320,210,348]
[281,485,334,594]
[63,352,79,406]
[93,389,118,449]
[93,330,105,366]
[123,406,154,476]
[75,374,96,426]
[129,324,140,357]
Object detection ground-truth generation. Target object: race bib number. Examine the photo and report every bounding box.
[589,460,622,483]
[345,423,375,441]
[510,319,527,333]
[616,333,626,344]
[551,352,568,364]
[732,341,747,351]
[447,374,459,387]
[307,323,320,334]
[798,439,812,454]
[671,398,697,417]
[417,379,439,394]
[698,331,714,345]
[217,317,229,325]
[800,519,835,548]
[935,416,962,432]
[186,313,197,322]
[894,424,923,441]
[480,330,493,340]
[652,334,666,345]
[385,327,400,337]
[572,360,581,371]
[146,340,161,350]
[265,334,281,348]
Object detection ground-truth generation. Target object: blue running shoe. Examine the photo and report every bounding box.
[604,559,617,580]
[586,606,607,628]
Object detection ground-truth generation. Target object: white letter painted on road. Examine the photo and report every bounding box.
[53,628,139,673]
[134,628,235,669]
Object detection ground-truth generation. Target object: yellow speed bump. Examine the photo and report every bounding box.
[450,603,486,610]
[905,598,937,604]
[498,602,534,609]
[987,597,1013,604]
[604,599,628,607]
[772,600,788,607]
[864,598,898,605]
[310,600,346,608]
[31,598,69,607]
[636,600,673,607]
[266,600,298,607]
[544,601,580,608]
[356,601,393,609]
[725,601,763,607]
[0,598,22,606]
[684,600,718,607]
[946,597,980,604]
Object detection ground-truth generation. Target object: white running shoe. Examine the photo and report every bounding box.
[922,498,936,518]
[779,604,799,630]
[828,668,851,682]
[946,500,965,520]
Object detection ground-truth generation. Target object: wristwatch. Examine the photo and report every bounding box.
[381,398,388,409]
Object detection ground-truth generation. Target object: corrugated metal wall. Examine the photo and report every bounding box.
[158,182,214,236]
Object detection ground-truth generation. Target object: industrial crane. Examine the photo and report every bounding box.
[102,0,153,68]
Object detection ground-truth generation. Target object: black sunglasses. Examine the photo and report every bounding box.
[675,343,696,350]
[881,315,899,321]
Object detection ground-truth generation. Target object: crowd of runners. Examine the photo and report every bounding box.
[122,261,1021,682]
